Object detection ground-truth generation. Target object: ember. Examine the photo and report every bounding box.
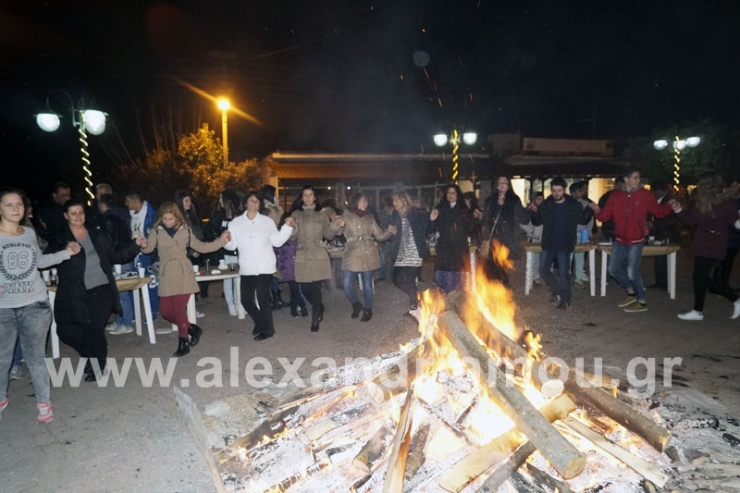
[175,262,740,492]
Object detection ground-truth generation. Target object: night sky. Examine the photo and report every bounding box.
[1,0,739,198]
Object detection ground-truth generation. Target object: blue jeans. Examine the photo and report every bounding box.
[0,300,53,403]
[116,261,135,327]
[540,249,572,303]
[435,270,464,294]
[379,243,392,280]
[343,270,374,308]
[12,339,23,367]
[609,242,645,302]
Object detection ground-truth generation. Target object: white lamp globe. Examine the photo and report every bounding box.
[673,140,687,151]
[83,110,107,135]
[686,136,701,148]
[653,139,668,150]
[462,132,477,145]
[433,133,448,146]
[37,113,61,132]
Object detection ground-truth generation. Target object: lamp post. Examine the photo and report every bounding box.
[434,129,477,183]
[217,98,230,167]
[36,91,107,205]
[653,135,701,187]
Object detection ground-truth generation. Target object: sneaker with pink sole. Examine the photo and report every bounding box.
[0,397,8,419]
[37,402,54,423]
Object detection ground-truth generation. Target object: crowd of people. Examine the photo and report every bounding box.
[2,167,740,423]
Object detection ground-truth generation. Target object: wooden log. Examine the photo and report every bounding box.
[382,390,415,493]
[417,399,476,446]
[508,471,549,493]
[561,416,668,487]
[475,441,536,493]
[353,424,392,473]
[452,299,672,453]
[524,463,576,493]
[438,393,576,493]
[438,311,587,479]
[215,406,295,464]
[364,342,429,404]
[405,423,431,480]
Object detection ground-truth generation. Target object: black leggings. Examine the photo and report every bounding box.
[57,284,113,370]
[693,256,739,312]
[393,266,421,309]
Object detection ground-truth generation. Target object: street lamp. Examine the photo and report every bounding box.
[434,129,477,183]
[36,91,108,204]
[217,98,230,167]
[653,135,701,186]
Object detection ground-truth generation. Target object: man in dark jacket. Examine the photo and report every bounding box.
[590,168,673,313]
[647,179,681,290]
[37,181,72,243]
[530,177,593,309]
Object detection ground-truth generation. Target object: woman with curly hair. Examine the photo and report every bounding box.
[141,202,230,356]
[671,172,740,320]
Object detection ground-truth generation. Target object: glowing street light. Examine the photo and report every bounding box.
[217,98,230,167]
[434,129,477,183]
[36,91,108,204]
[653,135,700,186]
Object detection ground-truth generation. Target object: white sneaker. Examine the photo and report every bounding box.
[9,365,22,380]
[678,310,704,321]
[228,305,237,317]
[196,311,205,318]
[105,321,118,332]
[732,300,740,319]
[109,324,134,335]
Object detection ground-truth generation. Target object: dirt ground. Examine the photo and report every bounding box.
[1,252,739,492]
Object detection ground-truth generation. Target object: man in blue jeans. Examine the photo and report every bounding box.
[589,169,674,313]
[530,177,593,309]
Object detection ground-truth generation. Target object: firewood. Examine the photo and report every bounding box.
[561,416,668,487]
[405,423,431,480]
[438,311,587,479]
[417,399,476,446]
[214,406,295,464]
[382,390,415,493]
[258,458,331,493]
[451,300,672,453]
[475,441,536,492]
[353,424,392,473]
[508,471,549,493]
[437,393,576,492]
[524,462,576,493]
[364,343,429,404]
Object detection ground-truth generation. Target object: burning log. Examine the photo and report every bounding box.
[364,342,429,404]
[448,296,672,453]
[561,416,669,487]
[437,394,576,492]
[353,424,392,473]
[215,406,295,464]
[258,458,331,493]
[524,463,576,493]
[405,423,431,480]
[382,390,415,493]
[417,399,476,446]
[438,311,587,479]
[475,441,536,492]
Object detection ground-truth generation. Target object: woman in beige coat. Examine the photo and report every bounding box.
[341,193,394,321]
[290,185,344,332]
[142,202,230,356]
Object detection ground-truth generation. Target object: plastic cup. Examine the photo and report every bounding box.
[579,229,590,244]
[42,270,50,284]
[193,265,199,275]
[138,267,147,278]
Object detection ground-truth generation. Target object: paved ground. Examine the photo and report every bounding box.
[1,252,739,492]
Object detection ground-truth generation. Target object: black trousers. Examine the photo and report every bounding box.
[300,281,324,314]
[713,246,739,287]
[653,255,668,288]
[57,284,113,370]
[693,256,739,312]
[287,280,307,311]
[393,266,421,309]
[241,274,274,336]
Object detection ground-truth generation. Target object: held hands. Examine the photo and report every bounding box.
[587,202,601,214]
[667,199,681,212]
[284,216,296,228]
[528,203,538,213]
[333,215,345,228]
[220,231,232,242]
[66,241,82,256]
[473,208,483,220]
[135,236,147,248]
[430,208,439,221]
[387,225,398,235]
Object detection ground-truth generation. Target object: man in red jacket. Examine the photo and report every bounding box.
[589,169,674,312]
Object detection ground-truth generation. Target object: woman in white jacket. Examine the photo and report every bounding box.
[225,191,295,341]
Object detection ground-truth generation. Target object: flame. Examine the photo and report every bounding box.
[491,238,514,271]
[524,331,543,361]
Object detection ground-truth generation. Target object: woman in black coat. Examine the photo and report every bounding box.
[47,200,144,381]
[431,184,473,293]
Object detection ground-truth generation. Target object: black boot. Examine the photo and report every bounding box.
[187,324,203,347]
[299,304,308,317]
[271,290,285,310]
[351,301,363,319]
[311,309,321,332]
[319,303,325,322]
[174,337,190,357]
[360,308,373,322]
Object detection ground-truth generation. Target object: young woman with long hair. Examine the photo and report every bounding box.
[141,202,230,356]
[0,188,80,422]
[430,184,473,293]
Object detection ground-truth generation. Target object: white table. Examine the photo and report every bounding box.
[597,244,681,299]
[171,269,245,331]
[523,243,597,296]
[48,277,155,359]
